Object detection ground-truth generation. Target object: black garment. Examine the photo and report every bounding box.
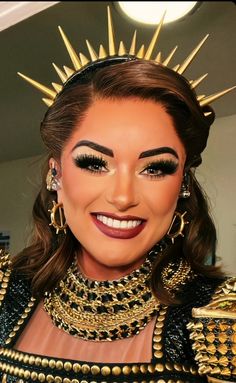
[0,262,223,383]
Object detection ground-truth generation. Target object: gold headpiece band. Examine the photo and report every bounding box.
[18,6,236,115]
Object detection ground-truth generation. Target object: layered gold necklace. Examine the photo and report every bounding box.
[44,246,162,341]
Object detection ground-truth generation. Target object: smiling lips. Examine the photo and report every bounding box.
[91,212,147,239]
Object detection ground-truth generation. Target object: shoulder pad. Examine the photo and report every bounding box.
[187,277,236,382]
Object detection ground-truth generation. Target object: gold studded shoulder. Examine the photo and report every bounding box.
[0,249,12,309]
[187,277,236,382]
[0,249,12,269]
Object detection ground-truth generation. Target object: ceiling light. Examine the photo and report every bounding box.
[116,2,199,25]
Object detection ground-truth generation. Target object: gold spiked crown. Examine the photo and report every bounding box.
[18,6,236,114]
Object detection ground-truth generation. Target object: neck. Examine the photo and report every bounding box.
[77,249,147,281]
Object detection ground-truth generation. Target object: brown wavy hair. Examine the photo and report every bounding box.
[13,60,223,303]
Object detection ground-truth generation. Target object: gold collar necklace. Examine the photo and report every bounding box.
[44,244,163,341]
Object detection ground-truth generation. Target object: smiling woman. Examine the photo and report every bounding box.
[0,6,235,383]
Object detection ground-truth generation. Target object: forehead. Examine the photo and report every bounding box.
[67,98,185,155]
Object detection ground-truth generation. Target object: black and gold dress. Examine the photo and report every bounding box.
[0,251,235,383]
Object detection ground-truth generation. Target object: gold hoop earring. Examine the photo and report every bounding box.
[166,211,189,244]
[48,201,67,234]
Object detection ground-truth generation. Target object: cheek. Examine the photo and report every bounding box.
[143,175,182,214]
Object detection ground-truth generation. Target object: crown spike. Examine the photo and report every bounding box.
[200,85,236,107]
[79,53,90,66]
[52,82,63,93]
[63,66,75,78]
[58,26,82,70]
[177,34,209,75]
[172,64,180,72]
[86,40,98,61]
[99,44,107,59]
[197,94,205,101]
[129,30,137,55]
[162,46,178,66]
[137,45,145,59]
[43,98,54,107]
[144,11,166,60]
[107,6,116,56]
[191,73,208,89]
[155,51,162,63]
[118,41,127,56]
[17,72,56,99]
[52,63,67,83]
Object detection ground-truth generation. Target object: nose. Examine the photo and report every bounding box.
[105,171,139,211]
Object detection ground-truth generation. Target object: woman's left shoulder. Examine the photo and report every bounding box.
[187,276,236,382]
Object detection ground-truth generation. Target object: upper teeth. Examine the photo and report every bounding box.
[96,215,142,229]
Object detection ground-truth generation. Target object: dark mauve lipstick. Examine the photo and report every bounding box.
[90,213,147,239]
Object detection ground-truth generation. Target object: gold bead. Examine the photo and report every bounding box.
[101,366,111,376]
[63,379,71,383]
[219,332,228,343]
[54,377,62,383]
[91,365,100,375]
[157,379,166,383]
[221,367,231,377]
[42,358,49,368]
[49,359,56,369]
[38,373,46,382]
[112,366,121,375]
[219,356,229,367]
[207,344,216,354]
[31,371,38,381]
[73,363,81,373]
[182,365,189,372]
[46,375,54,382]
[218,344,228,355]
[155,322,164,328]
[154,328,162,335]
[23,354,29,364]
[165,362,173,371]
[29,355,36,364]
[64,362,72,371]
[55,360,64,370]
[153,335,162,343]
[232,356,236,367]
[24,370,31,379]
[154,351,163,358]
[231,333,236,343]
[205,333,215,343]
[131,365,140,374]
[174,364,182,371]
[81,364,90,374]
[153,343,162,351]
[35,356,42,366]
[219,322,229,332]
[155,364,164,372]
[147,364,155,373]
[122,365,131,375]
[140,364,147,373]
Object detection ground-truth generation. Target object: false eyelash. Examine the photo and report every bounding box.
[143,159,178,177]
[73,154,108,172]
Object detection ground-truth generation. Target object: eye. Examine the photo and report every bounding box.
[141,160,178,178]
[73,154,108,174]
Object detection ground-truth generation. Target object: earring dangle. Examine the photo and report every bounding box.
[48,201,67,234]
[166,211,189,244]
[179,173,191,199]
[46,165,61,191]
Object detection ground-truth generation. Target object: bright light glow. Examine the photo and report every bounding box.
[0,2,59,32]
[118,2,198,25]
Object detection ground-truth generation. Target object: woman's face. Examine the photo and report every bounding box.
[57,98,186,279]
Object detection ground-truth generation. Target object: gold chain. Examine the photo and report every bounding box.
[44,249,161,341]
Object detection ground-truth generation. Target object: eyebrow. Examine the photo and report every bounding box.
[139,147,179,159]
[72,140,179,160]
[72,140,114,157]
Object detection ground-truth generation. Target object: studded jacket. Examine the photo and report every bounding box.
[0,251,235,383]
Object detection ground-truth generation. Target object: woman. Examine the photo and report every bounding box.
[0,7,235,383]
